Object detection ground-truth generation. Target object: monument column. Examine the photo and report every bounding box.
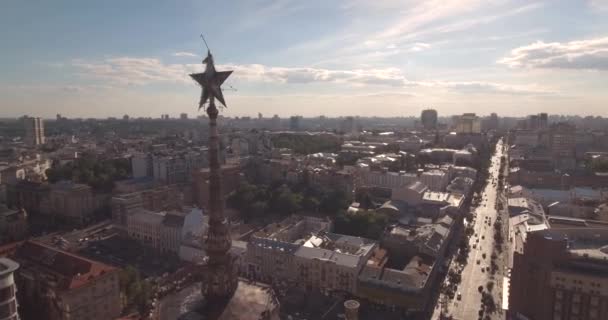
[190,50,238,304]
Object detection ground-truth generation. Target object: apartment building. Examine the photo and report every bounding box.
[13,241,122,320]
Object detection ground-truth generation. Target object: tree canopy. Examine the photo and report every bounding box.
[226,181,351,222]
[46,155,131,192]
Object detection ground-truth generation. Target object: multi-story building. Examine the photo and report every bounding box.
[192,164,241,210]
[39,181,95,225]
[548,122,576,170]
[289,116,302,131]
[340,116,357,134]
[246,215,331,282]
[454,113,481,134]
[293,233,376,294]
[126,208,192,254]
[510,228,608,320]
[131,153,153,178]
[360,170,418,190]
[6,180,50,215]
[111,184,182,228]
[420,169,449,191]
[420,109,438,130]
[13,241,122,320]
[132,149,208,184]
[0,258,20,320]
[23,117,45,146]
[0,205,28,244]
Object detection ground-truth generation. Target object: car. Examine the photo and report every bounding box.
[482,253,487,259]
[457,292,462,300]
[477,260,481,265]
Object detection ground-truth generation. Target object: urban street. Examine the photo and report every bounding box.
[436,139,509,320]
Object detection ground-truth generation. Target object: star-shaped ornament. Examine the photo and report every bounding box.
[190,50,233,109]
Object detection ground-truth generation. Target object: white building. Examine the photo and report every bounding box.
[392,181,428,206]
[293,233,376,294]
[361,170,418,190]
[131,153,151,178]
[126,208,201,254]
[24,116,45,146]
[454,113,481,134]
[0,258,20,320]
[152,151,208,184]
[420,170,450,191]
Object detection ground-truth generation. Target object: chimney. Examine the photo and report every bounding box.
[344,300,360,320]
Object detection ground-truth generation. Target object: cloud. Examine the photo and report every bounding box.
[173,52,197,57]
[68,56,554,97]
[71,57,409,87]
[408,42,431,52]
[72,57,200,85]
[589,0,608,11]
[416,81,554,95]
[498,37,608,71]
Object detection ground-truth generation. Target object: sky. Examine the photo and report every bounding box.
[1,0,607,118]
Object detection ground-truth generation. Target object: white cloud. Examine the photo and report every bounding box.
[414,80,554,95]
[173,52,197,57]
[71,57,409,87]
[68,56,554,96]
[498,37,608,71]
[589,0,608,11]
[408,42,431,52]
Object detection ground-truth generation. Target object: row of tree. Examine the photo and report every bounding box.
[119,265,154,315]
[333,210,389,240]
[46,155,131,192]
[227,181,351,222]
[271,133,341,155]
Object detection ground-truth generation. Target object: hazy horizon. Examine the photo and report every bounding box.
[1,0,607,118]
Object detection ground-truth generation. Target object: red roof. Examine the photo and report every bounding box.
[15,240,117,290]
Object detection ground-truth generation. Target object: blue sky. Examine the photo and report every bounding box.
[1,0,607,118]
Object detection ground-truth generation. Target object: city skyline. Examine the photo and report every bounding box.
[1,0,608,118]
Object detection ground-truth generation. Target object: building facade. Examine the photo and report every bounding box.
[0,258,20,320]
[454,113,481,134]
[420,109,438,130]
[39,181,95,225]
[510,228,608,320]
[23,117,45,146]
[13,241,122,320]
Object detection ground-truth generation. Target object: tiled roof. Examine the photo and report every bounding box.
[15,241,116,290]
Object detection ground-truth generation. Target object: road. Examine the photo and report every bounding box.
[436,139,508,320]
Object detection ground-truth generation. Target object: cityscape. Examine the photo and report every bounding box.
[1,1,608,320]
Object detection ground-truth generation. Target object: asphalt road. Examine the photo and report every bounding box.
[447,140,507,320]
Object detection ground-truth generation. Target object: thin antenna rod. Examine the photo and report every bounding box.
[200,34,210,51]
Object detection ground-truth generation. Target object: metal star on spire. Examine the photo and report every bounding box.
[190,50,233,110]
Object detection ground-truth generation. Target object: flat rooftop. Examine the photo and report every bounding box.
[0,257,19,274]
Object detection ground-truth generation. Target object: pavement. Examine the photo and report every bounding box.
[433,140,508,320]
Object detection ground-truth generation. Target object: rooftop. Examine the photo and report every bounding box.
[15,241,116,290]
[0,258,19,274]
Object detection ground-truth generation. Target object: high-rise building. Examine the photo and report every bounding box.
[0,258,20,320]
[454,113,481,134]
[340,116,357,134]
[23,117,45,146]
[488,112,499,130]
[271,114,281,130]
[510,227,608,320]
[289,115,302,131]
[421,109,438,130]
[539,112,549,128]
